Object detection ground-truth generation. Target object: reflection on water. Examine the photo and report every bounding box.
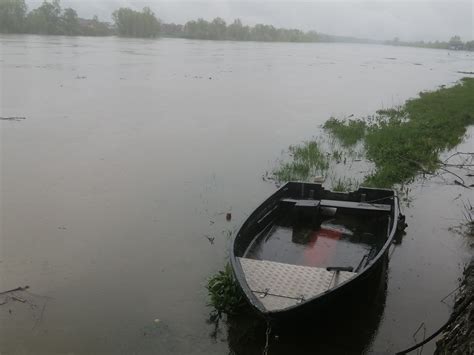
[1,34,473,353]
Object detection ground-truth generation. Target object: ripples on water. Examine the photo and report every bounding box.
[0,35,473,354]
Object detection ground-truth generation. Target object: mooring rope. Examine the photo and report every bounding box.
[262,320,272,355]
[396,295,473,354]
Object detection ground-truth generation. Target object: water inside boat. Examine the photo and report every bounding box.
[238,208,391,311]
[244,212,390,271]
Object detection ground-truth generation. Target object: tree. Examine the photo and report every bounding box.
[61,7,79,35]
[0,0,27,33]
[160,22,183,37]
[251,24,278,41]
[26,0,62,34]
[465,40,474,51]
[449,35,463,50]
[209,17,226,40]
[227,19,247,40]
[112,7,160,38]
[184,18,211,39]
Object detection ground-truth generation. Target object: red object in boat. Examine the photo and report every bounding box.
[304,228,342,267]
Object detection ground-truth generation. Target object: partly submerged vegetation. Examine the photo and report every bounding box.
[364,78,474,187]
[323,117,367,147]
[207,263,245,317]
[330,177,359,192]
[273,141,329,182]
[274,78,474,190]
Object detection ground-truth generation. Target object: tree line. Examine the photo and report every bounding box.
[1,0,473,51]
[0,0,111,36]
[165,18,321,42]
[385,36,474,52]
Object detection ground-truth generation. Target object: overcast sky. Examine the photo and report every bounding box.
[26,1,473,41]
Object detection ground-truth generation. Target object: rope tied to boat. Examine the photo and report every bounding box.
[262,320,272,355]
[395,294,474,354]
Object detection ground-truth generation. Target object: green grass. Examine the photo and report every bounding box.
[323,117,367,147]
[331,177,358,192]
[272,78,474,190]
[273,140,329,182]
[207,263,245,316]
[364,78,474,187]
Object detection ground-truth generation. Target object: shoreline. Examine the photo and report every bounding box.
[435,258,474,354]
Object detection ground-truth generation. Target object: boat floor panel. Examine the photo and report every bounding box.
[238,257,355,312]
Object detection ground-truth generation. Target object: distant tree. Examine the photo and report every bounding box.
[182,17,321,43]
[184,18,211,39]
[0,0,27,33]
[227,19,248,40]
[26,0,62,34]
[449,35,463,49]
[304,30,319,42]
[209,17,226,40]
[465,40,474,51]
[61,7,79,35]
[112,7,160,38]
[141,7,160,37]
[251,24,277,41]
[78,15,111,36]
[160,22,183,37]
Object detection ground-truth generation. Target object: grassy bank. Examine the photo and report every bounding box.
[274,77,474,189]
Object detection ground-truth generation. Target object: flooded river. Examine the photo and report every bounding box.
[1,35,473,354]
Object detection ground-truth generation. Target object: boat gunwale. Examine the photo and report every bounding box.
[230,181,400,316]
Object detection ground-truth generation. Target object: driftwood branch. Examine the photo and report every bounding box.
[0,286,30,295]
[395,152,473,189]
[0,116,26,121]
[439,167,467,186]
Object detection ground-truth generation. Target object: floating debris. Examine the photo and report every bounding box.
[0,116,26,121]
[205,235,215,245]
[11,296,26,303]
[0,286,30,295]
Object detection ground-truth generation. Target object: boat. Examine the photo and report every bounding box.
[230,181,403,320]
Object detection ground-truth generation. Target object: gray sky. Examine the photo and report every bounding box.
[27,1,473,41]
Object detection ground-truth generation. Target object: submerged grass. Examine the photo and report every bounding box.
[207,263,245,316]
[331,177,358,192]
[323,117,367,147]
[364,78,474,187]
[272,77,474,190]
[273,140,329,182]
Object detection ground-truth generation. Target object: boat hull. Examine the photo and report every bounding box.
[230,182,399,321]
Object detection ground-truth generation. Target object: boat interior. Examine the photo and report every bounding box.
[235,183,395,312]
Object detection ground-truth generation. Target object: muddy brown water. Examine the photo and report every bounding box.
[1,35,473,354]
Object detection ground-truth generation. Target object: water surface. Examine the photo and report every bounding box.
[1,35,473,354]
